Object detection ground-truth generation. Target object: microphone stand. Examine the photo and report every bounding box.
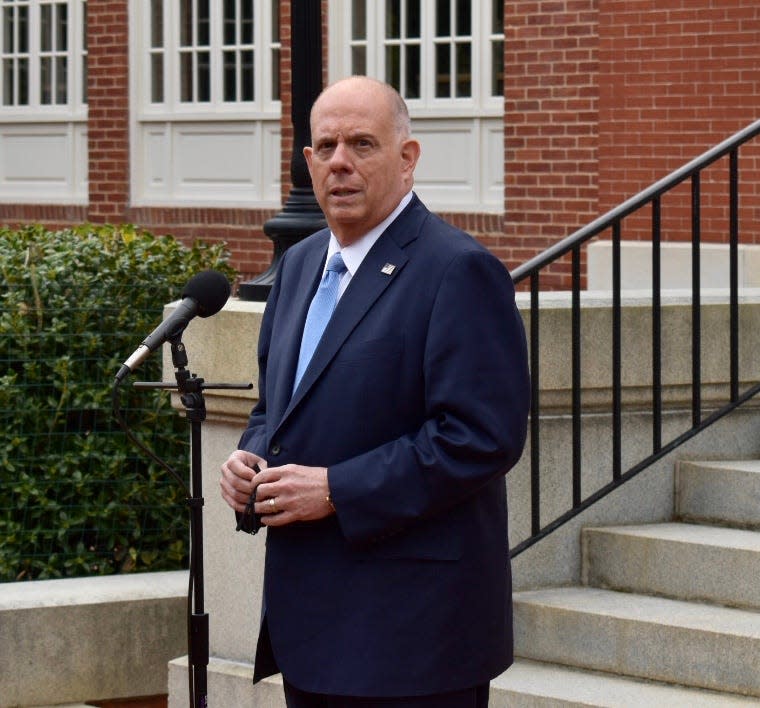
[133,337,251,708]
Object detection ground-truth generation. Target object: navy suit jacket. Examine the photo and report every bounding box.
[239,195,530,697]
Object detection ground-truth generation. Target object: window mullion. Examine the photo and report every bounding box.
[167,0,180,109]
[267,0,281,105]
[28,1,39,108]
[420,0,433,106]
[235,0,242,103]
[367,0,381,79]
[67,0,78,109]
[207,0,222,105]
[192,0,199,102]
[79,0,87,106]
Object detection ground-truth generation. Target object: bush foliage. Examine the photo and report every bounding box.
[0,224,236,582]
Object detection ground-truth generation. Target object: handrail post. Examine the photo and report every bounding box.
[571,246,582,507]
[691,174,702,427]
[651,196,662,453]
[612,222,622,480]
[529,273,541,536]
[729,149,740,402]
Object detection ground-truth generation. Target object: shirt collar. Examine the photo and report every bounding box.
[324,191,414,277]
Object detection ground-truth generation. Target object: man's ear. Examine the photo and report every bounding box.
[303,146,314,173]
[400,138,421,175]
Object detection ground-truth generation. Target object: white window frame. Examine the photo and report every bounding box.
[0,0,87,122]
[0,0,87,205]
[328,0,503,119]
[135,0,281,122]
[130,0,282,208]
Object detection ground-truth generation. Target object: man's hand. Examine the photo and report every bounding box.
[251,464,334,526]
[220,449,265,513]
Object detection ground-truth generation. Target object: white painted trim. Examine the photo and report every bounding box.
[129,0,282,208]
[587,241,760,291]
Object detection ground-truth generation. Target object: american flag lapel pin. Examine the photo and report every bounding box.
[381,263,396,275]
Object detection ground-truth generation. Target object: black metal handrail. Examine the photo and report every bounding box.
[510,118,760,557]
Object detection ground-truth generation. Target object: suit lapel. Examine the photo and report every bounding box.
[275,196,428,431]
[283,235,408,419]
[268,234,328,427]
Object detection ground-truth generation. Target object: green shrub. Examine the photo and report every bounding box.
[0,224,236,582]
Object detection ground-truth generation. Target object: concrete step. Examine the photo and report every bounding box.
[582,522,760,608]
[513,586,760,697]
[180,661,760,708]
[676,460,760,527]
[491,659,760,707]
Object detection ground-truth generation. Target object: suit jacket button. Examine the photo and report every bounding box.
[270,443,281,456]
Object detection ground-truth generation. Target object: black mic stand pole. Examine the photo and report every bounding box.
[134,338,251,708]
[172,338,210,708]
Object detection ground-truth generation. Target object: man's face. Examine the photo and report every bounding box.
[304,82,419,246]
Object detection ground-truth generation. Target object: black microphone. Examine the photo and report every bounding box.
[115,270,231,382]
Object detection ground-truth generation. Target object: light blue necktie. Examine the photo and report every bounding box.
[293,252,347,391]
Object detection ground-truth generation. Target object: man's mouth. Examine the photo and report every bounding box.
[330,188,359,198]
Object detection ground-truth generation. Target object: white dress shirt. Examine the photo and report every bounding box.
[322,191,413,300]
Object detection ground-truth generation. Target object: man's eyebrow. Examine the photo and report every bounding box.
[313,131,377,147]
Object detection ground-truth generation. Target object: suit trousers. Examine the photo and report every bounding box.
[283,680,490,708]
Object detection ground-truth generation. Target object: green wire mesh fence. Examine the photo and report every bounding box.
[0,224,234,582]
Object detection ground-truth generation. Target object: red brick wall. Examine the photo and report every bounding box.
[597,0,760,246]
[504,0,601,286]
[0,204,88,229]
[125,206,277,280]
[502,0,760,287]
[86,0,130,222]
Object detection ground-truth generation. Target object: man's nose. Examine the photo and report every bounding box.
[329,141,353,170]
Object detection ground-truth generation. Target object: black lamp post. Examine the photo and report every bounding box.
[238,0,326,301]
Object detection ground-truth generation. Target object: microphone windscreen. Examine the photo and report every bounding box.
[182,270,231,317]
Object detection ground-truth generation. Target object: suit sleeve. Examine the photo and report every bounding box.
[327,249,531,545]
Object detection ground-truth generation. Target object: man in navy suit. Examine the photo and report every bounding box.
[220,76,530,707]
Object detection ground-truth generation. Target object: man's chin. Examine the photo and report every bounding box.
[327,213,367,245]
[325,207,362,226]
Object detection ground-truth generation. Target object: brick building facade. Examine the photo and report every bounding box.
[1,1,758,288]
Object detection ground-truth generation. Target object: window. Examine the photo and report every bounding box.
[1,0,87,113]
[344,0,503,109]
[133,0,282,206]
[143,0,280,113]
[383,0,422,99]
[0,1,87,205]
[40,1,68,104]
[2,1,30,106]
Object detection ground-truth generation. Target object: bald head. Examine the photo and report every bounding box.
[311,76,412,140]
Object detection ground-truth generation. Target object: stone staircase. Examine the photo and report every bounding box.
[495,460,760,706]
